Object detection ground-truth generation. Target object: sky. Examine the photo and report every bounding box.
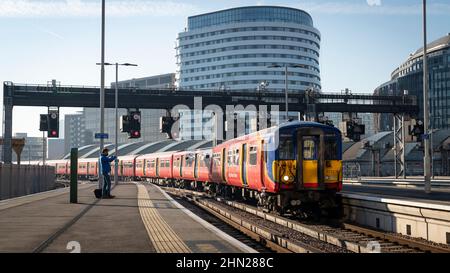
[0,0,449,137]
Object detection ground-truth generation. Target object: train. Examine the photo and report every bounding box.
[46,121,343,216]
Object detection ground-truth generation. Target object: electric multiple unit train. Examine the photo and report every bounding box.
[47,121,343,215]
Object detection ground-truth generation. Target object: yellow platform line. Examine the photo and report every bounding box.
[137,184,191,253]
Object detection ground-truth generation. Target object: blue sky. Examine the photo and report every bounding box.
[0,0,449,136]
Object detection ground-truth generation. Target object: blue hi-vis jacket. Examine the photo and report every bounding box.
[100,154,117,175]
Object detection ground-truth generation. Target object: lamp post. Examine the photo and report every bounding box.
[267,64,306,122]
[422,0,431,193]
[96,62,138,186]
[99,0,106,190]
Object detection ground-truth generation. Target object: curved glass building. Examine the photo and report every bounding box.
[374,34,450,131]
[176,6,321,93]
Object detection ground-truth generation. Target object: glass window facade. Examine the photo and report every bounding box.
[374,35,450,130]
[176,6,321,139]
[188,6,313,30]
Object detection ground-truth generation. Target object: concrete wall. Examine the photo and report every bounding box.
[0,164,55,200]
[342,193,450,245]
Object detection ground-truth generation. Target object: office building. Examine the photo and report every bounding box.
[176,6,321,139]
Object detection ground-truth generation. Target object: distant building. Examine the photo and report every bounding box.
[374,34,450,131]
[13,133,45,163]
[48,139,65,159]
[64,112,91,155]
[82,73,176,145]
[176,6,321,139]
[111,73,175,89]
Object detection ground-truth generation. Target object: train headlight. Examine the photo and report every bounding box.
[283,175,290,182]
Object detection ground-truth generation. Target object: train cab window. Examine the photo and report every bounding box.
[279,135,294,160]
[249,146,257,165]
[325,137,338,160]
[303,139,316,160]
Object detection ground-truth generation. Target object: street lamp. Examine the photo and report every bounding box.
[422,0,431,193]
[267,64,306,121]
[99,0,106,190]
[96,62,138,186]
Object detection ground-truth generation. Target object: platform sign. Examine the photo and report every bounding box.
[95,133,109,139]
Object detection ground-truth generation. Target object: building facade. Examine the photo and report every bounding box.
[176,6,321,139]
[64,112,91,155]
[374,34,450,131]
[13,133,45,163]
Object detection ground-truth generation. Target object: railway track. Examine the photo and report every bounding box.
[160,185,450,253]
[162,186,349,253]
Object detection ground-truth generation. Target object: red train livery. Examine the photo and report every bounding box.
[48,121,343,215]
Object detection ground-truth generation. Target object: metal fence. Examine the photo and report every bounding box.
[0,164,55,200]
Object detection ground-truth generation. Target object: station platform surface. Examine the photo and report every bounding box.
[342,184,450,206]
[0,182,253,253]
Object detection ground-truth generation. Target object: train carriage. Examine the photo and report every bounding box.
[118,155,137,180]
[77,158,91,178]
[134,156,146,179]
[193,149,212,183]
[87,158,98,178]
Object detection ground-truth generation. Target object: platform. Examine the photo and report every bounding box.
[0,182,253,253]
[342,184,450,206]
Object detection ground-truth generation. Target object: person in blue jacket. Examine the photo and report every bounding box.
[100,148,117,198]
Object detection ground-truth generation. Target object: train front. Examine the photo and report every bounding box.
[265,121,343,215]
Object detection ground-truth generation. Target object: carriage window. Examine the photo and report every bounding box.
[325,137,338,160]
[203,155,211,167]
[234,149,240,165]
[303,139,316,160]
[213,153,221,167]
[279,135,294,160]
[185,156,194,167]
[249,146,257,165]
[160,161,165,168]
[227,150,233,165]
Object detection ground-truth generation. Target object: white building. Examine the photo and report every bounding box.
[176,6,321,139]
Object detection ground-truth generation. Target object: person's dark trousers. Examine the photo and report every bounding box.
[102,172,111,197]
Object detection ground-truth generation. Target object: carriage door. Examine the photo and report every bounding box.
[156,158,160,177]
[296,128,325,190]
[241,144,248,187]
[194,154,199,179]
[221,148,226,182]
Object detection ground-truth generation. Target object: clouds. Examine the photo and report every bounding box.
[295,1,450,15]
[366,0,382,7]
[0,0,198,18]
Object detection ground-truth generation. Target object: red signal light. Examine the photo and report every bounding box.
[134,131,140,136]
[51,130,57,136]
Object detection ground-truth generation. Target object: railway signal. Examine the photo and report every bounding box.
[128,111,141,139]
[160,116,177,139]
[342,120,365,142]
[39,114,48,132]
[120,114,130,133]
[47,109,59,138]
[411,120,424,142]
[120,111,141,138]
